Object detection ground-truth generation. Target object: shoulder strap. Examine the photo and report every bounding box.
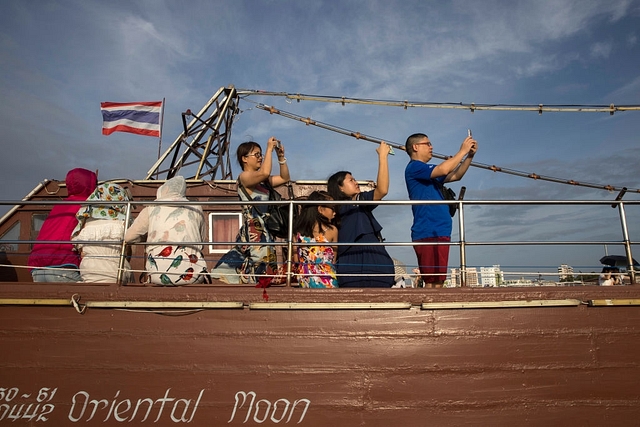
[237,179,262,217]
[285,181,294,199]
[433,179,446,199]
[237,178,252,201]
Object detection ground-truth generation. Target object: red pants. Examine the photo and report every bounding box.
[413,236,451,284]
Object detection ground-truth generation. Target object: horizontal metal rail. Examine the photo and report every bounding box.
[1,198,637,287]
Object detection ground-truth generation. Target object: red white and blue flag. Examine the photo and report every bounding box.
[100,101,163,137]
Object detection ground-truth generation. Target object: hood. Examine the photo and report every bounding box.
[156,176,187,201]
[65,168,98,200]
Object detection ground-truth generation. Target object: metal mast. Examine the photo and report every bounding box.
[145,85,240,180]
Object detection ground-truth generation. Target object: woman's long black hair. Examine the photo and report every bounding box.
[327,171,351,201]
[293,190,338,237]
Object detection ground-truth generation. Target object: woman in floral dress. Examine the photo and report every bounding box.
[293,191,339,288]
[212,137,291,287]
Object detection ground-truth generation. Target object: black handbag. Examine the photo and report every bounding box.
[238,180,295,239]
[435,181,457,217]
[263,183,290,239]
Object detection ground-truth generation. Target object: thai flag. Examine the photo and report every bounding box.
[100,101,163,137]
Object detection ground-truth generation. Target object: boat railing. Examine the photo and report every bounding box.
[1,198,637,286]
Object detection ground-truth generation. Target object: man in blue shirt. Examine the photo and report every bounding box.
[404,132,477,288]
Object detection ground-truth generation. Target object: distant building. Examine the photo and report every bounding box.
[480,265,505,287]
[558,264,574,281]
[450,267,479,287]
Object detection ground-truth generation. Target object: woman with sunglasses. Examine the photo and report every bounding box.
[327,142,394,288]
[212,137,290,286]
[293,190,339,288]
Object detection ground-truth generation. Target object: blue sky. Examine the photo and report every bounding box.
[1,0,639,277]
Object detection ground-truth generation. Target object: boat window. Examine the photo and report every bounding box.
[0,221,19,252]
[208,212,242,254]
[31,213,47,249]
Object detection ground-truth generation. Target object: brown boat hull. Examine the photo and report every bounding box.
[2,284,640,426]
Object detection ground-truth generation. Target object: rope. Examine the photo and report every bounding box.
[71,294,86,314]
[251,102,640,194]
[238,89,640,114]
[42,180,62,196]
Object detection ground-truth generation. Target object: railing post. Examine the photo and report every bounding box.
[285,200,294,287]
[617,201,636,284]
[117,201,133,286]
[458,200,467,287]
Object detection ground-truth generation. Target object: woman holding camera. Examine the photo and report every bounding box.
[212,137,290,287]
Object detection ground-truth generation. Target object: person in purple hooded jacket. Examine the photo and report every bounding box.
[28,168,97,282]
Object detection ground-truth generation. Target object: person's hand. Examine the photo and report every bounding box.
[469,138,478,156]
[377,141,391,157]
[461,136,476,156]
[267,136,280,152]
[275,140,285,159]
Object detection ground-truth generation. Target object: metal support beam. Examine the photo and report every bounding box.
[145,85,240,180]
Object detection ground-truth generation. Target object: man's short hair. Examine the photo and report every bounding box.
[405,133,428,156]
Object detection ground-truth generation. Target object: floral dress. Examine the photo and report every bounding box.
[143,205,209,286]
[212,181,282,287]
[296,232,338,288]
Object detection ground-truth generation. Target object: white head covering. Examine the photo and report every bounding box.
[156,176,187,201]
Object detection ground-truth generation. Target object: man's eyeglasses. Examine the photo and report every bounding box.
[415,142,432,147]
[245,152,263,159]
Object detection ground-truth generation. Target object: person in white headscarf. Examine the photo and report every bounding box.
[124,176,208,285]
[72,182,133,283]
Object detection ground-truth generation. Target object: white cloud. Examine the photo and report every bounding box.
[117,15,191,60]
[590,41,613,58]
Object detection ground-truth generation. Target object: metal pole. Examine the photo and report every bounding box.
[285,200,294,287]
[617,201,636,284]
[156,98,165,180]
[117,201,133,285]
[458,200,467,287]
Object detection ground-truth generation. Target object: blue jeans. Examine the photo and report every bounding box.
[31,266,81,282]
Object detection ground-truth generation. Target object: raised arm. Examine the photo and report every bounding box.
[270,139,290,188]
[373,142,391,201]
[430,136,476,181]
[446,138,478,183]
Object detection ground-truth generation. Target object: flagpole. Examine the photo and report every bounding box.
[157,98,165,180]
